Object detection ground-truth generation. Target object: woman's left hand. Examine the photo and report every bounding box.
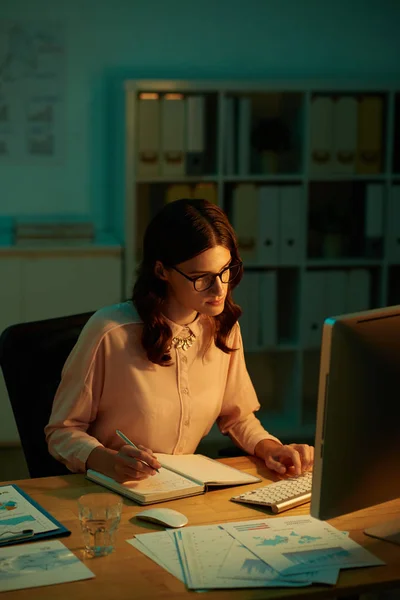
[255,439,314,476]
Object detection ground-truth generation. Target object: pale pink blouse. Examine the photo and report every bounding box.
[45,302,281,472]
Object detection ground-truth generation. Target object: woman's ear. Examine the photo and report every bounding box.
[155,260,168,281]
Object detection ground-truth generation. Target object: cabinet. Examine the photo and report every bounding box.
[0,247,122,444]
[124,80,400,444]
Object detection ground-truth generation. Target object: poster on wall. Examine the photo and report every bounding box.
[0,21,65,164]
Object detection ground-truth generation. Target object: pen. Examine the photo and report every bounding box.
[0,528,34,545]
[116,430,160,473]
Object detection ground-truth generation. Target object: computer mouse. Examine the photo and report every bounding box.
[136,507,188,528]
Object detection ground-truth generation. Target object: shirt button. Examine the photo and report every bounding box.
[184,419,190,426]
[182,388,189,394]
[181,356,187,363]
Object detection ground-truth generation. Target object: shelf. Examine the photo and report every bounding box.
[136,175,219,184]
[224,174,304,182]
[125,79,400,445]
[306,258,383,267]
[308,174,388,182]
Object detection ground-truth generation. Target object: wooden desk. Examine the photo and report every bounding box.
[2,456,400,600]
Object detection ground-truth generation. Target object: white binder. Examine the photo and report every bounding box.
[232,184,258,263]
[388,186,400,263]
[332,96,358,175]
[161,94,185,177]
[137,94,160,178]
[237,96,251,176]
[302,271,325,348]
[233,271,253,350]
[365,184,384,257]
[345,269,371,313]
[279,186,304,265]
[185,95,205,175]
[324,270,347,320]
[356,96,383,174]
[309,96,334,175]
[259,271,277,348]
[224,96,235,175]
[249,272,261,350]
[257,186,279,265]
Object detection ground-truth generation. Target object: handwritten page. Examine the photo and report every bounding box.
[222,516,384,575]
[122,467,202,495]
[0,485,57,540]
[0,540,94,592]
[156,454,259,485]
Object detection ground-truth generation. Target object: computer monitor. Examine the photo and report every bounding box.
[310,305,400,545]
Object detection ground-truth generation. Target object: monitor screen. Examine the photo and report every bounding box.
[310,306,400,544]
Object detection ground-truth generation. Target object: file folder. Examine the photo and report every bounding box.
[0,484,70,547]
[332,96,357,175]
[365,184,384,257]
[193,183,218,205]
[259,271,277,348]
[137,93,160,178]
[232,184,258,263]
[279,186,304,265]
[224,96,236,175]
[324,270,347,320]
[309,96,334,175]
[257,186,279,265]
[233,271,253,350]
[388,186,400,263]
[185,96,205,175]
[161,94,185,177]
[302,271,325,348]
[237,96,251,176]
[165,184,192,204]
[345,269,370,313]
[356,96,383,174]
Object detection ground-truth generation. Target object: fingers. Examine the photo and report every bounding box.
[265,446,303,476]
[289,444,314,472]
[265,444,315,477]
[117,445,161,478]
[137,445,162,470]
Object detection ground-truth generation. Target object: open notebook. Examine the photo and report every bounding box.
[86,454,261,505]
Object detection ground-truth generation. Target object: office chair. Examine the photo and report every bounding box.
[0,311,94,478]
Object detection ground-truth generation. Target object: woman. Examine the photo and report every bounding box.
[45,199,313,482]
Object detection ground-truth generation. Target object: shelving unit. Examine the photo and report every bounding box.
[124,80,400,445]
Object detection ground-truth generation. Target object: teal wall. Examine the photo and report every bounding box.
[1,0,400,241]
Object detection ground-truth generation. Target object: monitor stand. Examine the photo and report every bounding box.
[364,518,400,546]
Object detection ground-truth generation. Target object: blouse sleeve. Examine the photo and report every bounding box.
[44,321,106,473]
[217,322,282,454]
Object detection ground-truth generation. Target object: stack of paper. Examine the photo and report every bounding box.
[127,515,384,591]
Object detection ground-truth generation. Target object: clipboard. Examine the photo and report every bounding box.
[0,484,71,547]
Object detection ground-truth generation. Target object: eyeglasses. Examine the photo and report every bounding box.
[171,261,242,292]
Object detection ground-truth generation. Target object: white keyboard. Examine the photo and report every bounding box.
[231,471,313,514]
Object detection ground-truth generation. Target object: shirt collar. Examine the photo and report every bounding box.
[162,312,204,339]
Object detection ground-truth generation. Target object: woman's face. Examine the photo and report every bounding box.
[160,245,232,320]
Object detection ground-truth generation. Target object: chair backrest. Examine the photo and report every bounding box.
[0,312,94,478]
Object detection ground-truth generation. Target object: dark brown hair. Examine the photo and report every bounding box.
[132,199,243,365]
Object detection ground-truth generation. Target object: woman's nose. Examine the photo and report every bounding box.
[211,276,224,295]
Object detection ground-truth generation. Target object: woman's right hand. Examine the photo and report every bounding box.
[86,445,161,483]
[114,444,161,482]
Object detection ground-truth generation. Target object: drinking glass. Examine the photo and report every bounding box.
[78,493,123,557]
